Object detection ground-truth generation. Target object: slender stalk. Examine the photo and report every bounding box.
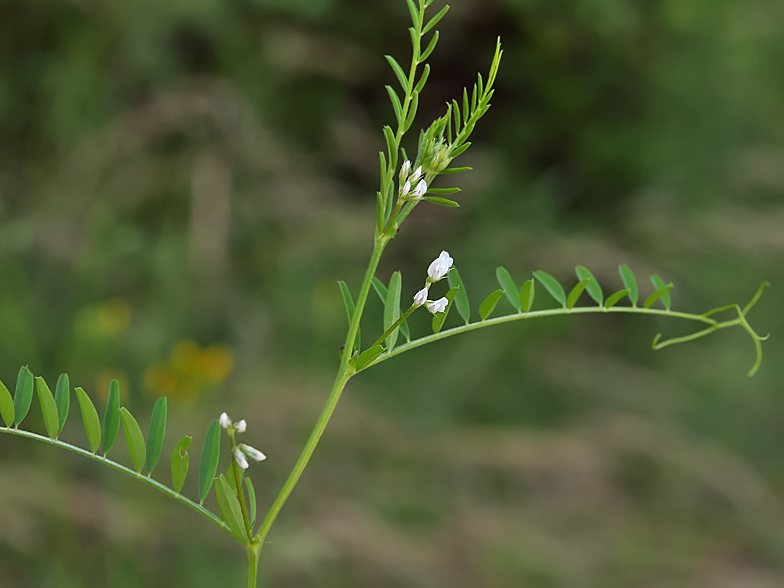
[247,541,261,588]
[371,303,418,349]
[364,305,725,370]
[228,430,253,542]
[0,426,228,532]
[256,238,387,545]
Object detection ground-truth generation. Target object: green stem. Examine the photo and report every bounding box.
[371,303,418,349]
[364,305,722,370]
[247,541,261,588]
[0,426,228,533]
[228,430,253,542]
[256,238,387,545]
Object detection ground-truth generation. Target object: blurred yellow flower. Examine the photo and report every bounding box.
[144,340,234,403]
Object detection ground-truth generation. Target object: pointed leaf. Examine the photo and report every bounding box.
[215,474,247,543]
[35,376,59,439]
[604,289,630,309]
[419,30,439,62]
[448,268,470,323]
[427,187,461,196]
[479,289,505,320]
[619,264,639,306]
[384,271,403,351]
[13,366,33,427]
[575,266,603,305]
[423,196,459,207]
[356,345,384,371]
[566,278,591,310]
[450,141,471,158]
[338,281,360,353]
[520,279,535,313]
[533,271,566,307]
[423,4,449,34]
[372,276,387,302]
[245,478,257,528]
[75,387,101,454]
[414,63,430,94]
[650,274,672,311]
[171,435,192,494]
[102,379,121,455]
[432,286,459,333]
[496,267,521,311]
[145,397,168,475]
[644,281,674,310]
[0,379,13,428]
[405,0,420,28]
[441,166,472,174]
[198,420,221,504]
[385,55,409,91]
[119,407,146,474]
[404,90,419,132]
[54,373,70,436]
[385,85,403,123]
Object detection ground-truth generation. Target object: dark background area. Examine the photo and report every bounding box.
[0,0,783,586]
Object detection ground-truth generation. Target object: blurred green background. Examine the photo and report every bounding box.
[1,0,783,586]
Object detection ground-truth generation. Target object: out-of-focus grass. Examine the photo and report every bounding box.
[0,0,783,586]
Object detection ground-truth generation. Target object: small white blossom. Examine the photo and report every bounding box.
[426,297,449,314]
[233,446,249,470]
[411,179,427,199]
[400,180,411,196]
[239,443,266,462]
[427,250,453,282]
[413,287,429,306]
[219,412,231,429]
[399,160,411,180]
[235,420,247,433]
[411,165,423,182]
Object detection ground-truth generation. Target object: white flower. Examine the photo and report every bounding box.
[219,412,231,429]
[426,297,449,314]
[411,179,427,199]
[235,420,247,433]
[239,443,266,462]
[413,287,429,306]
[427,250,453,282]
[411,165,423,182]
[399,160,411,181]
[400,180,411,196]
[233,446,249,470]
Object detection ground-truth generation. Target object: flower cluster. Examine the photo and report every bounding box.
[412,250,453,315]
[220,412,266,470]
[398,160,427,201]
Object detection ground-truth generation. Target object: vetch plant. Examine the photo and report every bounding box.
[0,1,770,586]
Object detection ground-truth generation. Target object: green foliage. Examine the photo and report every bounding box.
[35,376,59,439]
[215,474,247,543]
[519,279,535,313]
[575,266,603,306]
[533,271,566,307]
[102,379,121,455]
[619,264,639,306]
[566,278,591,310]
[650,274,672,310]
[119,407,146,474]
[338,281,361,353]
[13,366,33,427]
[356,345,384,371]
[479,289,505,320]
[0,379,13,427]
[245,478,257,528]
[145,397,168,475]
[54,374,70,436]
[384,271,403,350]
[496,266,521,311]
[448,268,471,323]
[75,387,101,454]
[171,435,192,494]
[604,289,631,309]
[432,286,459,333]
[644,282,674,310]
[198,420,221,504]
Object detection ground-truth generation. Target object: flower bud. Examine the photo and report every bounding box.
[235,420,247,433]
[411,179,427,199]
[233,446,249,469]
[219,412,231,429]
[239,443,266,462]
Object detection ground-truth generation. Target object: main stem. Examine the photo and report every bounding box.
[255,237,388,550]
